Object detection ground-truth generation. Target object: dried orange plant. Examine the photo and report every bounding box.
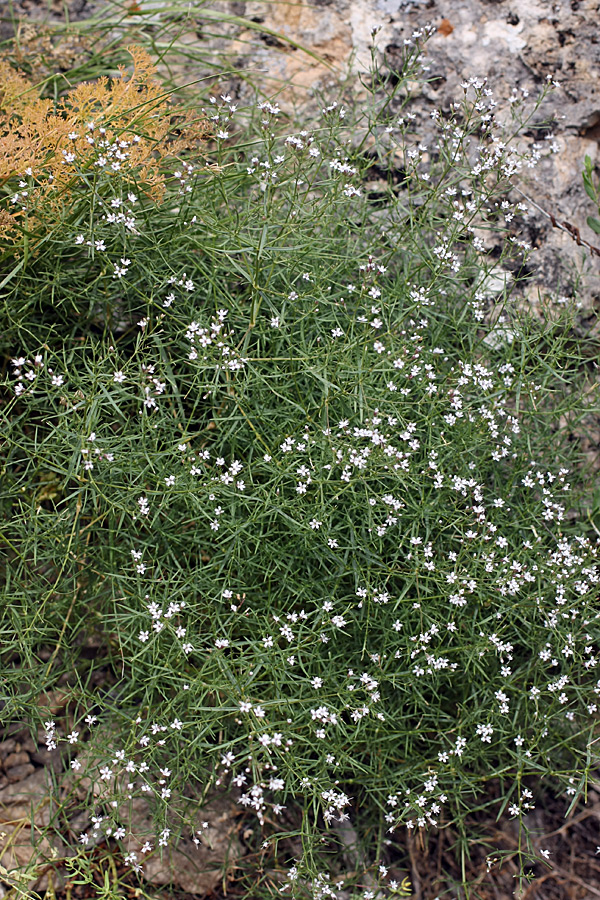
[0,46,208,251]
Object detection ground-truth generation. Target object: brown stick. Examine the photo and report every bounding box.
[541,804,600,839]
[513,185,600,258]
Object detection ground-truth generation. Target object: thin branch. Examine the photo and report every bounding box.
[513,184,600,258]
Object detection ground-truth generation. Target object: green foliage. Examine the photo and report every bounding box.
[583,154,600,234]
[1,31,600,900]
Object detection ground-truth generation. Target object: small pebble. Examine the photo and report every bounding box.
[3,751,30,769]
[6,764,35,784]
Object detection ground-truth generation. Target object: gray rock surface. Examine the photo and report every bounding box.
[124,793,243,895]
[61,735,243,895]
[223,0,600,308]
[0,767,61,891]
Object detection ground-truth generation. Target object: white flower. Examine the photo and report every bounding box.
[475,723,494,743]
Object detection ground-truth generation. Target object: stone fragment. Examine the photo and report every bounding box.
[6,764,35,784]
[0,767,61,892]
[0,740,17,761]
[3,752,31,770]
[1,768,53,823]
[124,793,243,896]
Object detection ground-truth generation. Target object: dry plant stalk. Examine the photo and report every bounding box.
[0,46,208,249]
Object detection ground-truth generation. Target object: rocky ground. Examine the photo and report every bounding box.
[210,0,600,319]
[3,713,600,899]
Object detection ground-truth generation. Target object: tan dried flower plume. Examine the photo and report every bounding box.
[0,46,208,249]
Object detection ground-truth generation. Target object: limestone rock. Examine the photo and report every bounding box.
[123,793,243,896]
[0,768,62,891]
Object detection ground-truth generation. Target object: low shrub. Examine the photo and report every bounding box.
[1,33,599,898]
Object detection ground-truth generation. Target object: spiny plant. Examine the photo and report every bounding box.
[1,27,600,900]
